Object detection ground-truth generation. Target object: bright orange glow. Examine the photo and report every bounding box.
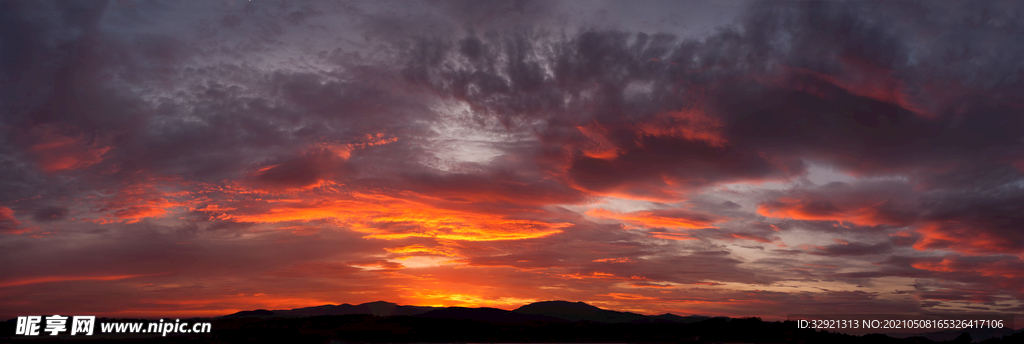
[627,282,676,288]
[592,257,634,263]
[215,192,570,241]
[406,290,539,309]
[565,184,682,203]
[386,244,458,256]
[649,231,697,240]
[551,271,620,280]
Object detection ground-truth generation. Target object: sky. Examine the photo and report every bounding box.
[1,0,1023,323]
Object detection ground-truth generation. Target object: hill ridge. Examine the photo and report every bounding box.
[222,299,708,323]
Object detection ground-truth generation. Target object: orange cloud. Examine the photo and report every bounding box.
[386,244,458,257]
[599,293,658,300]
[212,191,570,242]
[576,123,624,160]
[0,274,156,288]
[592,257,635,263]
[627,282,677,289]
[648,231,697,241]
[587,208,721,229]
[316,134,399,160]
[551,271,620,280]
[96,180,193,224]
[406,290,539,309]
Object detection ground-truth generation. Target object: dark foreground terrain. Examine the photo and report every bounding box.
[2,301,1020,343]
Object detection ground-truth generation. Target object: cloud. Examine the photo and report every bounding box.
[0,274,157,288]
[587,208,723,229]
[913,187,1024,255]
[202,188,572,242]
[756,181,916,227]
[807,241,892,257]
[0,206,21,232]
[31,206,68,222]
[1,0,1023,320]
[24,125,112,173]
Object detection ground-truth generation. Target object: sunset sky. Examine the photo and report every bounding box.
[2,0,1024,322]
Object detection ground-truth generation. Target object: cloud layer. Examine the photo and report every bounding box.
[2,0,1023,320]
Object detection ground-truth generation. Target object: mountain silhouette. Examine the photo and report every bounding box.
[223,309,275,318]
[222,300,718,324]
[7,301,1023,343]
[512,300,647,323]
[222,301,439,318]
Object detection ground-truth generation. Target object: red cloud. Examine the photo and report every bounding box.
[782,55,930,118]
[0,206,21,232]
[908,255,1024,288]
[913,221,1023,255]
[757,195,909,227]
[576,123,624,160]
[724,232,782,245]
[27,126,111,172]
[634,108,727,148]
